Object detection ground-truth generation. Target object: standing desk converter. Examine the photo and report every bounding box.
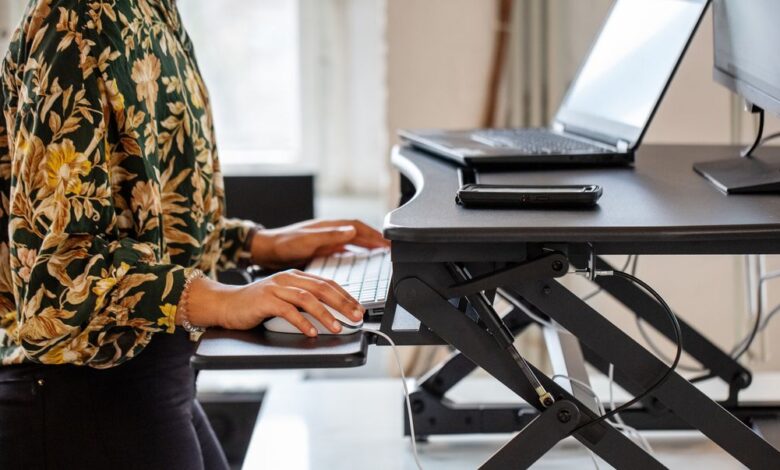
[192,144,780,468]
[380,144,780,469]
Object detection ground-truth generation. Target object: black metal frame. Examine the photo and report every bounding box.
[381,248,780,469]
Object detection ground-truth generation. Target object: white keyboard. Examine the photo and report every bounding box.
[305,248,391,309]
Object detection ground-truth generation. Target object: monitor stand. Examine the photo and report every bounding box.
[694,156,780,194]
[694,106,780,194]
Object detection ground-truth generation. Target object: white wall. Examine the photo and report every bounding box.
[386,0,496,134]
[384,0,497,212]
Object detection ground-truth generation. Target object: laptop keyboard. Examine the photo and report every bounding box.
[305,248,391,308]
[471,129,612,155]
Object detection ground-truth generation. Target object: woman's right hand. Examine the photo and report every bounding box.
[183,270,365,337]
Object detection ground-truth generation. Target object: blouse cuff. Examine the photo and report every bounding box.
[218,218,263,271]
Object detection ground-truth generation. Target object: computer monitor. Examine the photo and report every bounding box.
[693,0,780,193]
[712,0,780,117]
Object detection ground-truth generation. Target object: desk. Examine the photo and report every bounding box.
[195,144,780,468]
[386,145,780,252]
[382,144,780,468]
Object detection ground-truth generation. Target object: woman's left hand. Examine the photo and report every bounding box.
[250,219,389,269]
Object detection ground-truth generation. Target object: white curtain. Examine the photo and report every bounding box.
[301,0,389,196]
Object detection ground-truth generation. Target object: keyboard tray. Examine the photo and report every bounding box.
[192,327,369,370]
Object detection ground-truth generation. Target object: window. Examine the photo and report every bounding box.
[179,0,388,196]
[178,0,302,166]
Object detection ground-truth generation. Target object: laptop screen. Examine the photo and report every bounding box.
[554,0,708,149]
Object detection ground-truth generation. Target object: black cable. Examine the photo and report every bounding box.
[732,290,761,363]
[759,131,780,147]
[741,107,765,158]
[688,371,715,383]
[629,254,708,374]
[756,303,780,334]
[580,255,634,301]
[572,270,682,432]
[688,309,760,382]
[689,271,764,384]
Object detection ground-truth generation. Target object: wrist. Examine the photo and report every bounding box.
[179,276,238,328]
[250,229,281,269]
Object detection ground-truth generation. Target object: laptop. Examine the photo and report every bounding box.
[400,0,710,167]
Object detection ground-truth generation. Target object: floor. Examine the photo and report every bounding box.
[239,373,780,469]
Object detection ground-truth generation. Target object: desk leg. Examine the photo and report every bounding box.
[508,280,780,468]
[396,277,666,469]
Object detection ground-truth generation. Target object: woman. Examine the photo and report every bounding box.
[0,1,387,468]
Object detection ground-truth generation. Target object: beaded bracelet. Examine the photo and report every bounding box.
[179,268,207,341]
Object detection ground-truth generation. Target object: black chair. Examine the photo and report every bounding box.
[202,171,315,468]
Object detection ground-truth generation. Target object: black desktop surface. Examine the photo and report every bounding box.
[385,144,780,253]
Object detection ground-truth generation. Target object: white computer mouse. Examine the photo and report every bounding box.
[263,304,363,335]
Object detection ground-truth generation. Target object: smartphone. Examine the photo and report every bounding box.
[456,184,603,208]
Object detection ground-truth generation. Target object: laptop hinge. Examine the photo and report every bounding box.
[617,140,630,152]
[552,122,565,133]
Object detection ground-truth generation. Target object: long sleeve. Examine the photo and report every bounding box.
[217,217,257,271]
[2,3,187,368]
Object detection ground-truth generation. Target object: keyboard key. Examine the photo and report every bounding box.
[347,252,369,283]
[320,255,340,280]
[308,256,325,276]
[305,248,392,307]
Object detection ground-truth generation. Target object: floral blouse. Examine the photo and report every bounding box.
[0,0,254,368]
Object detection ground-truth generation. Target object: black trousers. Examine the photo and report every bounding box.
[0,330,229,470]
